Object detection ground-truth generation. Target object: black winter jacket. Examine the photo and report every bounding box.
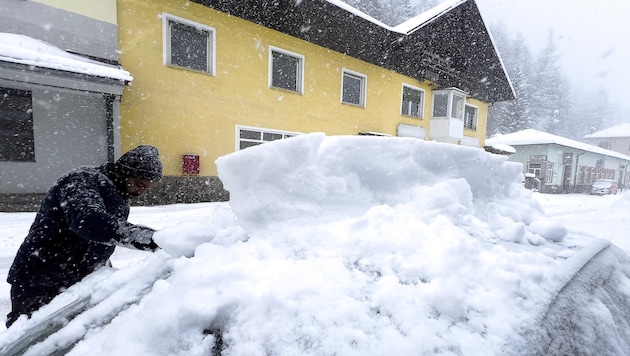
[8,163,158,291]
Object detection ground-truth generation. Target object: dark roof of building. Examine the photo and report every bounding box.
[191,0,515,103]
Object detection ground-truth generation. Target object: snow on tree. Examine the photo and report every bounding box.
[530,31,571,135]
[378,0,414,26]
[411,0,439,14]
[488,30,536,135]
[344,0,413,26]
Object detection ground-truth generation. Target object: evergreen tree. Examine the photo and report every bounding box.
[344,0,414,26]
[487,28,535,135]
[343,0,382,20]
[530,31,569,135]
[502,33,535,133]
[572,88,616,140]
[412,0,439,14]
[378,0,414,26]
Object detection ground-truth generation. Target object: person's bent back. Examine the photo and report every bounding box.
[6,145,163,328]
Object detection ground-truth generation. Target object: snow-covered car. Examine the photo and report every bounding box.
[590,179,618,195]
[2,134,630,355]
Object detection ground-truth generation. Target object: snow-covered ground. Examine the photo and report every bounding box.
[0,133,629,355]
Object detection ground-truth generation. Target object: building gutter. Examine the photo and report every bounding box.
[572,150,586,191]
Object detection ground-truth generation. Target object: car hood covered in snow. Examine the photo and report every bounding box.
[2,133,630,356]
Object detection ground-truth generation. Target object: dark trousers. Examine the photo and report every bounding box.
[5,283,60,328]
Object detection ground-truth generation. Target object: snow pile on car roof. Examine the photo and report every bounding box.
[218,133,561,244]
[10,133,625,356]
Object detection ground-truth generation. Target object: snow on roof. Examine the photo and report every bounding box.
[486,143,516,154]
[394,0,467,33]
[0,32,132,82]
[324,0,395,31]
[486,129,630,160]
[325,0,466,34]
[583,123,630,139]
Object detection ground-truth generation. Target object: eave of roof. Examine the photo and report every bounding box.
[190,0,515,103]
[583,123,630,139]
[0,32,132,83]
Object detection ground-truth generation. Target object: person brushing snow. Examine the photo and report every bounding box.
[5,145,164,328]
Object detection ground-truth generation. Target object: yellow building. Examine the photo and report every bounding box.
[116,0,514,203]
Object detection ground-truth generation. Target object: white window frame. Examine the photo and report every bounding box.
[236,125,301,151]
[162,13,216,75]
[545,163,554,183]
[341,69,367,107]
[401,84,424,118]
[527,162,543,179]
[268,46,304,94]
[464,104,478,130]
[431,88,466,120]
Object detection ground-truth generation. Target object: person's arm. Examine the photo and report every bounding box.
[58,175,159,251]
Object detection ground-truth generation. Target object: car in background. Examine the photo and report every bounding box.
[590,179,618,195]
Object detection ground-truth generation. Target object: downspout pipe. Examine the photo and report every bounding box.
[572,150,586,193]
[105,94,116,163]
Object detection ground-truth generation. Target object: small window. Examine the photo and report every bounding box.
[401,85,424,118]
[433,92,448,117]
[342,70,366,107]
[237,126,300,150]
[0,87,34,162]
[464,104,478,130]
[163,13,215,74]
[545,162,554,183]
[451,94,465,120]
[596,158,605,168]
[269,47,303,93]
[527,162,543,179]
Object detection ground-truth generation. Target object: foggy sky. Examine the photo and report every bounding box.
[473,0,630,118]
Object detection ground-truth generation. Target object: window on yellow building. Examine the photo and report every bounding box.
[401,85,424,118]
[432,88,466,120]
[0,87,34,162]
[342,69,366,107]
[269,47,303,93]
[162,13,215,75]
[464,104,478,130]
[236,126,301,150]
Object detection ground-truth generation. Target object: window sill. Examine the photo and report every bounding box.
[270,86,303,95]
[341,102,365,108]
[165,64,214,76]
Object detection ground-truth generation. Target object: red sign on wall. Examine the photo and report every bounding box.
[182,154,200,174]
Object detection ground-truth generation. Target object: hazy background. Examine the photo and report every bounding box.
[474,0,630,117]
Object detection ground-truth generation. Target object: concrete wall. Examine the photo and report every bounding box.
[31,0,117,25]
[0,0,119,62]
[0,0,124,201]
[0,84,109,193]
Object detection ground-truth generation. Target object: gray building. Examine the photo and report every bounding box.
[584,123,630,157]
[486,129,630,194]
[0,0,129,210]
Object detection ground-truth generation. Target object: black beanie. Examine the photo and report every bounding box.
[115,145,163,182]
